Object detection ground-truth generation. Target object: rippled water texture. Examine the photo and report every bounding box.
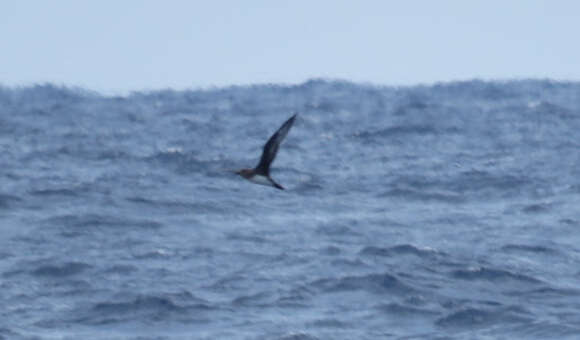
[1,80,580,339]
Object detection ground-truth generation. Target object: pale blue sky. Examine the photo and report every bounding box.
[1,1,579,94]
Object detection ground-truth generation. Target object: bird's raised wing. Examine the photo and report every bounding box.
[254,113,297,175]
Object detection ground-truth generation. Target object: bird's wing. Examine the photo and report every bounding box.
[255,113,297,176]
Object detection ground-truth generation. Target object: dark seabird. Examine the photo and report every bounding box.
[236,113,297,190]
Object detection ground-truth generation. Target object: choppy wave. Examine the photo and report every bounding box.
[2,79,580,339]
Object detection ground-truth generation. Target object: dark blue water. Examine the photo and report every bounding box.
[2,79,580,339]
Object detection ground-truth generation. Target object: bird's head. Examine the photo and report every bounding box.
[235,168,254,179]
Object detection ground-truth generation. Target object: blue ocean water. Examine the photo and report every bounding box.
[1,79,580,339]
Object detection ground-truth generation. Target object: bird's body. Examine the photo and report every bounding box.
[235,114,297,190]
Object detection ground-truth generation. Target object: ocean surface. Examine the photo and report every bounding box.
[1,79,580,339]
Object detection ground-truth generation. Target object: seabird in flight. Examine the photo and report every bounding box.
[235,113,297,190]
